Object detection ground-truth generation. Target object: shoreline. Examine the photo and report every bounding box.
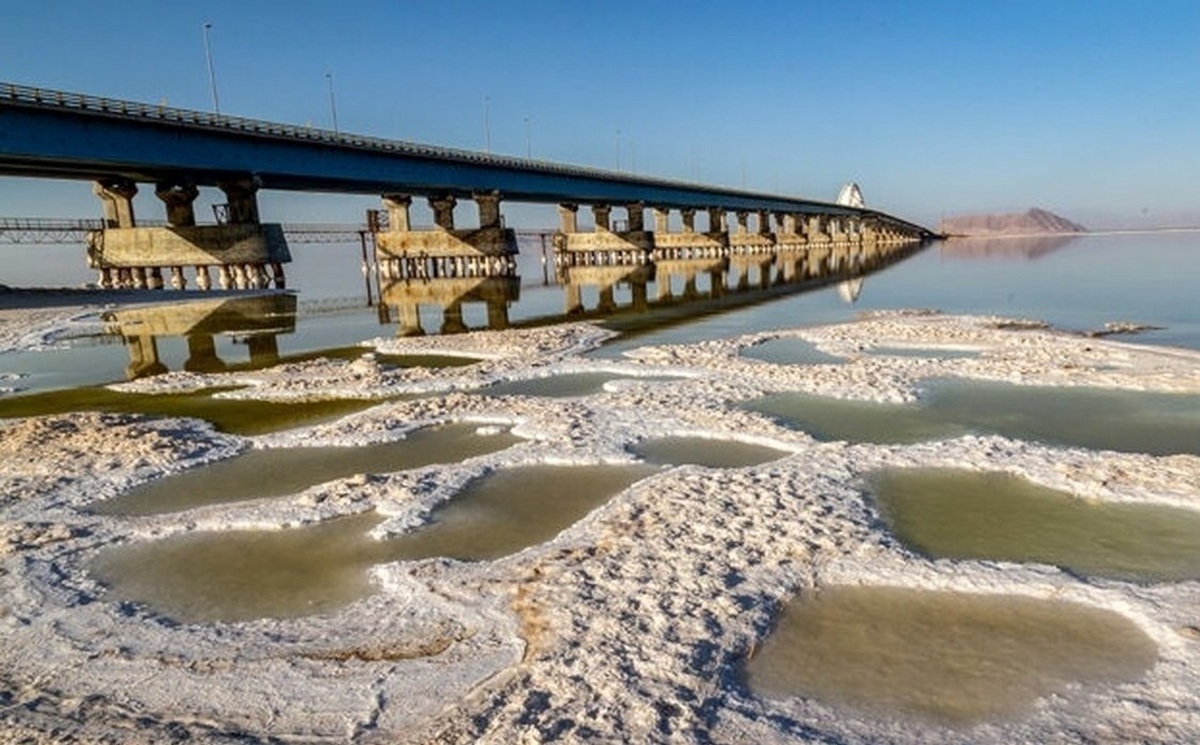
[2,309,1199,742]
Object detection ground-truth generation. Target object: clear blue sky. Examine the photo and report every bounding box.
[2,0,1197,228]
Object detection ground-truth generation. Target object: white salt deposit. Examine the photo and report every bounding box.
[1,308,1199,742]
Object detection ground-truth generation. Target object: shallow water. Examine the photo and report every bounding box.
[871,469,1200,582]
[96,423,522,516]
[629,436,788,468]
[477,372,674,398]
[744,379,1200,455]
[868,345,979,360]
[0,384,397,436]
[739,337,843,366]
[744,586,1158,726]
[90,464,656,622]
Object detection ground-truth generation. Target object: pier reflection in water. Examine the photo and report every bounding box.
[744,378,1200,456]
[96,422,521,516]
[90,464,656,623]
[103,293,299,379]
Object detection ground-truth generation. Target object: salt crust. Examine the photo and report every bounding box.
[1,310,1199,743]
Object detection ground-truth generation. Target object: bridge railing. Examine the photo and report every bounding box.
[0,82,620,184]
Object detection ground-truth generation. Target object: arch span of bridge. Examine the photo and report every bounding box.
[1,83,934,291]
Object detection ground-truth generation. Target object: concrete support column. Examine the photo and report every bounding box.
[474,191,502,229]
[781,213,798,234]
[735,211,750,235]
[625,203,645,232]
[155,183,199,227]
[217,179,261,224]
[441,301,467,334]
[246,335,280,367]
[681,208,696,232]
[757,210,771,235]
[486,299,510,330]
[653,207,671,233]
[429,195,457,230]
[558,203,579,233]
[592,204,612,232]
[184,334,226,374]
[94,179,138,228]
[708,207,726,233]
[397,304,424,337]
[382,194,413,231]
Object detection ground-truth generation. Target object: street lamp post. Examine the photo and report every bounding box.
[524,115,531,159]
[202,23,220,116]
[326,72,339,134]
[484,96,492,153]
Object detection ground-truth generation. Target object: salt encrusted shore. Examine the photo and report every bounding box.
[1,310,1199,743]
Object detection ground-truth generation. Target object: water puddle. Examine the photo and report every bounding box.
[95,422,522,516]
[0,385,401,436]
[740,337,842,366]
[744,586,1158,726]
[743,379,1200,455]
[629,436,788,468]
[868,346,979,360]
[290,347,483,370]
[477,372,674,398]
[89,464,656,623]
[871,468,1200,582]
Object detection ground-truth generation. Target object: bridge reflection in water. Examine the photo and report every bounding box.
[102,294,298,379]
[99,236,920,380]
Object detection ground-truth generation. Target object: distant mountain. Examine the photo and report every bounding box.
[939,208,1087,237]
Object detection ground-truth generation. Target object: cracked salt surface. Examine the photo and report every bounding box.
[2,310,1200,743]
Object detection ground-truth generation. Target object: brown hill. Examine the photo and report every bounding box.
[939,208,1087,237]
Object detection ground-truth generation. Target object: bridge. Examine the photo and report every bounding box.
[0,82,933,291]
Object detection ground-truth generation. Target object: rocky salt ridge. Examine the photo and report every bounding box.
[0,311,1198,743]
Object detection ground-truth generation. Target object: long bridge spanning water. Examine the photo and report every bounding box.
[0,82,934,291]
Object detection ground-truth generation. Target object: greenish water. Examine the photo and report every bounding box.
[0,385,396,436]
[477,372,675,398]
[743,379,1200,455]
[740,337,843,366]
[95,423,522,516]
[871,469,1200,582]
[629,436,788,468]
[90,464,656,623]
[744,586,1158,726]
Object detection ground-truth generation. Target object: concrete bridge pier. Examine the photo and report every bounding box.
[85,175,290,292]
[374,191,518,279]
[555,201,654,266]
[183,334,229,374]
[651,206,726,258]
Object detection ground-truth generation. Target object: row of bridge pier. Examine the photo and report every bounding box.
[80,180,926,292]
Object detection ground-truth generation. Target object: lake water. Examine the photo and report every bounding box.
[5,231,1199,395]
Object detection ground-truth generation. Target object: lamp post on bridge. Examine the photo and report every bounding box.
[484,95,492,154]
[202,23,220,116]
[325,72,339,134]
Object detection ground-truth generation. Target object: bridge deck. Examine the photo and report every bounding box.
[0,83,927,233]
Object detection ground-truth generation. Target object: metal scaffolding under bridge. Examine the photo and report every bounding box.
[0,217,556,246]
